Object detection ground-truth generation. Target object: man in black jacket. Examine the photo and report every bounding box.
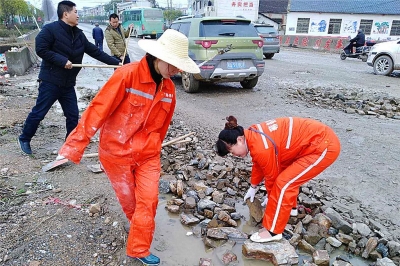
[18,0,120,155]
[344,29,366,54]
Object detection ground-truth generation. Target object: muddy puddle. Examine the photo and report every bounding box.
[154,194,272,266]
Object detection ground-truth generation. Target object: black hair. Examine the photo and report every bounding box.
[109,13,119,20]
[57,1,76,19]
[145,53,163,88]
[216,116,244,156]
[146,53,157,64]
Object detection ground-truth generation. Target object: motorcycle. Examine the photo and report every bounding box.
[340,41,376,62]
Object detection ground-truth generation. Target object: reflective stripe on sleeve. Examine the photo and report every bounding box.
[256,123,268,149]
[286,117,293,149]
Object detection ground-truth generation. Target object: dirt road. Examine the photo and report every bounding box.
[0,23,399,266]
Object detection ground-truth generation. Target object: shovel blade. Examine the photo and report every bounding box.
[42,158,69,172]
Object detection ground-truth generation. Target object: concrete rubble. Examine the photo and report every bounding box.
[287,85,400,120]
[159,122,400,266]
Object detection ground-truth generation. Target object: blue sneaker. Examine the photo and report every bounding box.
[18,138,32,155]
[135,253,160,265]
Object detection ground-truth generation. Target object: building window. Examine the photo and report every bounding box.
[328,19,342,34]
[296,18,310,33]
[390,20,400,36]
[360,19,373,34]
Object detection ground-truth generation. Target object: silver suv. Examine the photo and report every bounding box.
[170,16,265,93]
[253,24,280,59]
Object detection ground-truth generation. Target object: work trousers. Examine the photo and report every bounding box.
[263,128,341,234]
[113,55,130,65]
[99,156,160,258]
[95,39,103,52]
[344,42,363,54]
[19,81,78,142]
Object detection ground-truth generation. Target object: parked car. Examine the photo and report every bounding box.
[170,16,265,93]
[253,24,280,59]
[367,40,400,76]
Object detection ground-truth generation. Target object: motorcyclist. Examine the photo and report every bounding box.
[344,29,365,54]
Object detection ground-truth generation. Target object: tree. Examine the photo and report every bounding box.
[0,0,29,24]
[103,0,121,15]
[148,0,159,8]
[163,9,182,24]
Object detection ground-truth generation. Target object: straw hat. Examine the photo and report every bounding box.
[138,29,200,74]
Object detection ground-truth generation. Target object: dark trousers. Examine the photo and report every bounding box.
[114,55,130,65]
[95,39,103,51]
[344,42,363,54]
[19,81,79,142]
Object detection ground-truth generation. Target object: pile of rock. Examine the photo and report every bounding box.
[287,86,400,120]
[159,122,400,266]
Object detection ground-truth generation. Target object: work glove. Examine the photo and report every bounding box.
[261,197,268,207]
[56,154,65,160]
[243,186,258,202]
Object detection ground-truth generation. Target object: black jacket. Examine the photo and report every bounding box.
[350,32,366,46]
[92,26,104,41]
[36,20,119,87]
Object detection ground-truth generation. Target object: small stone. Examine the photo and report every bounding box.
[89,203,101,214]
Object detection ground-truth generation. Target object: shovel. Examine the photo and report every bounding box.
[41,132,195,172]
[41,153,98,172]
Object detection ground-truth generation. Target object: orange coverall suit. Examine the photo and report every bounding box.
[245,117,340,234]
[58,57,176,258]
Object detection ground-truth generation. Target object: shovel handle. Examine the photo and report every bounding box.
[79,132,195,159]
[121,27,133,65]
[72,64,121,68]
[162,132,195,147]
[82,153,99,158]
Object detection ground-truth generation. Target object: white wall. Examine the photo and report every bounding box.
[190,0,260,22]
[286,12,400,41]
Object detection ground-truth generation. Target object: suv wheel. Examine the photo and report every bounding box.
[182,72,200,93]
[240,77,258,89]
[264,53,274,59]
[373,55,393,76]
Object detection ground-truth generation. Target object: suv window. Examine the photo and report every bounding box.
[255,26,277,35]
[199,20,259,37]
[178,22,191,37]
[170,23,180,31]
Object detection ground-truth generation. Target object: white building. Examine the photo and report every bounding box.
[80,5,106,18]
[258,0,288,31]
[79,0,151,18]
[117,0,151,13]
[285,0,400,41]
[188,0,260,22]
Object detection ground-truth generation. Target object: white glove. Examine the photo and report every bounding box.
[243,186,258,202]
[261,197,268,207]
[56,154,65,160]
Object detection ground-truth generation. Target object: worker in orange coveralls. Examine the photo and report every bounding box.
[57,29,200,265]
[215,116,340,243]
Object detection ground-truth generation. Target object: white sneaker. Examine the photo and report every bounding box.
[290,208,298,216]
[250,232,282,243]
